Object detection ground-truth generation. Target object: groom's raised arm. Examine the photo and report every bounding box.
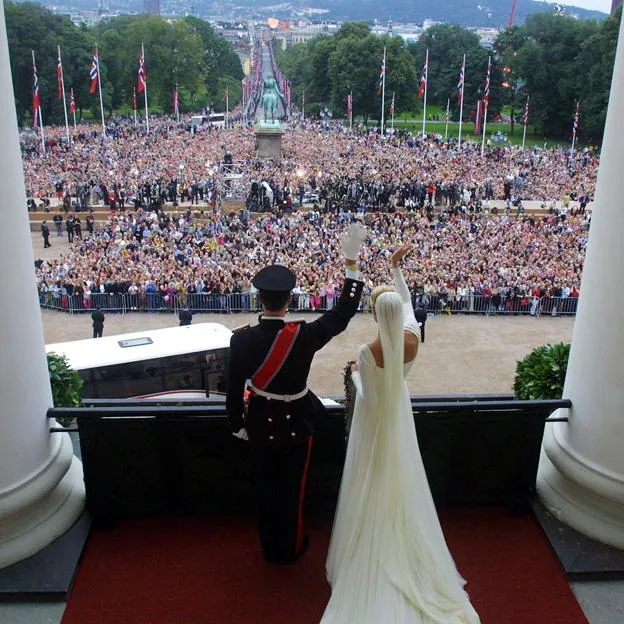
[305,224,366,351]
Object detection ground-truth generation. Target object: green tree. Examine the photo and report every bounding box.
[513,13,599,139]
[409,24,491,120]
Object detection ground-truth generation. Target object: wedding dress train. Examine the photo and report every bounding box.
[321,268,480,624]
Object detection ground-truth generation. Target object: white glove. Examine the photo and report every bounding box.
[233,428,249,441]
[341,223,367,260]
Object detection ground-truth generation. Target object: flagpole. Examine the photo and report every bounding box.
[571,100,579,153]
[71,90,77,131]
[176,83,180,123]
[57,46,70,143]
[458,54,465,148]
[349,90,353,131]
[226,88,229,128]
[444,98,450,141]
[422,48,428,137]
[302,89,305,120]
[522,95,529,150]
[95,45,105,136]
[142,43,149,134]
[133,86,137,126]
[391,91,395,130]
[481,56,491,157]
[32,50,45,153]
[380,46,386,136]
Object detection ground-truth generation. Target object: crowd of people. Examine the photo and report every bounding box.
[35,199,589,315]
[24,108,596,315]
[22,112,597,215]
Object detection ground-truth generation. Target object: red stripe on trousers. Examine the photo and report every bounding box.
[296,436,314,552]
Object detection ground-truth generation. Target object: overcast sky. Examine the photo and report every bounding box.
[545,0,611,13]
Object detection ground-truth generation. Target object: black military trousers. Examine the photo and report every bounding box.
[250,436,313,564]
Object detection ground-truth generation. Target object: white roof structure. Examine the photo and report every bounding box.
[46,323,232,371]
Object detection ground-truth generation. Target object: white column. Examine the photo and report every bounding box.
[0,3,84,570]
[537,18,624,548]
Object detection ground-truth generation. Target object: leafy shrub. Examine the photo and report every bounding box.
[47,352,83,426]
[513,343,571,400]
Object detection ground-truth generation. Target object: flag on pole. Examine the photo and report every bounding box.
[572,101,580,138]
[56,51,64,98]
[347,91,352,115]
[483,58,491,107]
[69,88,76,113]
[456,61,465,105]
[390,91,395,115]
[523,97,529,126]
[89,53,99,94]
[377,52,385,95]
[418,51,428,98]
[32,55,41,128]
[137,47,147,93]
[173,88,179,115]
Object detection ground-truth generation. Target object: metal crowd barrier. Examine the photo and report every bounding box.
[37,290,580,317]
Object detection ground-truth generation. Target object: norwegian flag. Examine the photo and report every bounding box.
[89,53,99,94]
[137,45,147,93]
[390,91,395,115]
[572,101,580,138]
[418,49,428,98]
[32,53,41,128]
[376,50,385,96]
[483,57,492,108]
[456,59,465,105]
[56,51,64,99]
[132,86,138,110]
[523,96,529,127]
[69,88,76,114]
[347,91,352,115]
[172,88,179,115]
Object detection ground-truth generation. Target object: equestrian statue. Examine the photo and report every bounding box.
[261,77,283,124]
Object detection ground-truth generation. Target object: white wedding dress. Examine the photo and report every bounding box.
[321,269,480,624]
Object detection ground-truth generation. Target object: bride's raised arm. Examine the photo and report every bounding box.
[390,244,420,359]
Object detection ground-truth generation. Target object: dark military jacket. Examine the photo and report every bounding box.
[226,276,363,446]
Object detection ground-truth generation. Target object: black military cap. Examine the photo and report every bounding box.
[252,265,296,292]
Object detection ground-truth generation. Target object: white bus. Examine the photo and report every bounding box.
[46,323,232,400]
[190,113,226,128]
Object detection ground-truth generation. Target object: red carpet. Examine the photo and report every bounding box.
[62,508,588,624]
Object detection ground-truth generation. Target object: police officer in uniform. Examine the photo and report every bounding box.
[226,223,366,564]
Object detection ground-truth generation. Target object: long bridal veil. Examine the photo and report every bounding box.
[324,292,479,623]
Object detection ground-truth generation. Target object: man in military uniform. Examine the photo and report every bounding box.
[226,223,366,564]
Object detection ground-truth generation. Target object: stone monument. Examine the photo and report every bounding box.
[255,77,284,159]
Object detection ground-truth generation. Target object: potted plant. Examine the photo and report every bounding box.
[47,352,83,426]
[513,343,571,400]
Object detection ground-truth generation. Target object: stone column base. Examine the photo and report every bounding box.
[538,417,624,549]
[255,125,284,159]
[0,433,85,570]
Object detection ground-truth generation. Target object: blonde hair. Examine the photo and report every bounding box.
[371,285,394,319]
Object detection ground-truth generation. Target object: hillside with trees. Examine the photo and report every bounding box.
[276,10,621,143]
[5,3,244,125]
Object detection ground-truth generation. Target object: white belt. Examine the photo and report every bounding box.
[249,385,309,402]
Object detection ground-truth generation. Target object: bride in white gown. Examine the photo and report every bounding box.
[321,245,480,624]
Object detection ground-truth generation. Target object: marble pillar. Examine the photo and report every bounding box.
[537,18,624,548]
[0,2,84,570]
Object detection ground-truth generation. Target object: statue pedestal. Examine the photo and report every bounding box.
[255,124,283,160]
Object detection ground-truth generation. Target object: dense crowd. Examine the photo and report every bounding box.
[35,203,589,312]
[22,114,597,215]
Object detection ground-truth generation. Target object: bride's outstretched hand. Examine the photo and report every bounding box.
[391,243,411,267]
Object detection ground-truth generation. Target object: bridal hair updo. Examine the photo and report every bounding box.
[371,284,394,321]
